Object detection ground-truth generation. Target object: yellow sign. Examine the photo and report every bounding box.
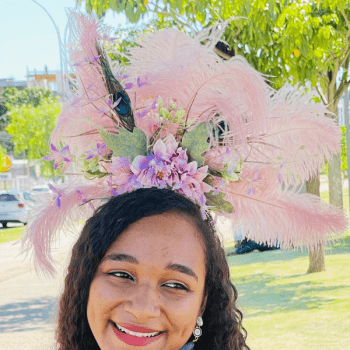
[0,157,11,172]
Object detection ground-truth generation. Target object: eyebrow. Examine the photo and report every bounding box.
[102,253,198,281]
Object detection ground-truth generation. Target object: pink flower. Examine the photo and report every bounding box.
[43,144,72,172]
[84,143,107,160]
[110,137,211,210]
[174,163,212,205]
[110,157,138,194]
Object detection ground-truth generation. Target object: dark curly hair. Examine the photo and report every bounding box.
[55,187,250,350]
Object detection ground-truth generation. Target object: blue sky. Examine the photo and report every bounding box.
[1,0,135,80]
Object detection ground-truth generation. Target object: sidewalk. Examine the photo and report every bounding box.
[0,230,78,350]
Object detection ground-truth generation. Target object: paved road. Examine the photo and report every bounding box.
[0,230,78,350]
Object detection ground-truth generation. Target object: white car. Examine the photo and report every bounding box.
[0,190,33,228]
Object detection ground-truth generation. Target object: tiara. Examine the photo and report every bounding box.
[22,11,347,276]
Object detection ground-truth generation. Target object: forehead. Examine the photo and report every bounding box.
[104,212,206,269]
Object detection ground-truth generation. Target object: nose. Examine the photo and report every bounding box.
[123,283,161,321]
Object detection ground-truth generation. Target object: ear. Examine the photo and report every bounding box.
[200,293,208,316]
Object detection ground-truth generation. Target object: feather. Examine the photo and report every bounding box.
[95,41,135,132]
[50,12,122,154]
[125,27,271,146]
[244,85,342,187]
[21,182,110,277]
[219,167,348,250]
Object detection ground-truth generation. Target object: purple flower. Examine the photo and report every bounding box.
[71,97,82,106]
[48,184,63,208]
[101,34,116,42]
[137,108,150,118]
[277,164,284,184]
[137,76,150,87]
[107,175,118,196]
[115,73,130,80]
[43,144,72,171]
[90,55,100,63]
[76,190,94,210]
[124,82,134,90]
[84,143,107,160]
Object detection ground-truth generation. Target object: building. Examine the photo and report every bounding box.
[26,65,59,94]
[0,78,27,94]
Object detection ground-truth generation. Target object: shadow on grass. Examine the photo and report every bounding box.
[233,272,349,317]
[0,297,58,332]
[227,249,308,266]
[325,233,350,255]
[227,233,350,266]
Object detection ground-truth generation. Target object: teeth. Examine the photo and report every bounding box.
[115,323,161,338]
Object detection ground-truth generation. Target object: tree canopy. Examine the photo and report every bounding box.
[5,90,61,177]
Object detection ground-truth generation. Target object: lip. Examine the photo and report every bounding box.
[119,323,161,333]
[111,321,166,347]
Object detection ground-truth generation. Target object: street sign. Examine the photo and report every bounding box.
[0,173,12,180]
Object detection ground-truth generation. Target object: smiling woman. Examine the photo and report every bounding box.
[56,188,249,350]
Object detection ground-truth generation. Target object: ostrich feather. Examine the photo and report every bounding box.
[244,85,342,187]
[219,167,348,249]
[50,12,119,154]
[125,27,271,146]
[21,182,109,277]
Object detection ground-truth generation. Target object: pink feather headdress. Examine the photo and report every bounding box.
[22,11,347,277]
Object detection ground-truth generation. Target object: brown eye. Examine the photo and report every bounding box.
[163,282,189,291]
[109,271,134,281]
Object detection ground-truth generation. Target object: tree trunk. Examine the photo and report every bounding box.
[327,78,343,209]
[328,153,343,209]
[307,243,325,273]
[306,175,325,272]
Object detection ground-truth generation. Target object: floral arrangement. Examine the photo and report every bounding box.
[22,12,347,277]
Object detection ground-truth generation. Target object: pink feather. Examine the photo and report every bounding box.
[126,28,271,145]
[245,85,341,187]
[220,167,348,250]
[21,182,110,277]
[50,12,117,155]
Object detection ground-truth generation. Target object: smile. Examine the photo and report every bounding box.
[111,321,166,346]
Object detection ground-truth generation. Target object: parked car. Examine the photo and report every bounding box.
[31,185,51,193]
[0,190,33,228]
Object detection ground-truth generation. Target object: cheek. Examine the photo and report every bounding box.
[87,279,115,330]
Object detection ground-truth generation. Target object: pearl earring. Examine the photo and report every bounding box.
[193,316,203,342]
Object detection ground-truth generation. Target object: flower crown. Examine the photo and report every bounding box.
[22,12,347,276]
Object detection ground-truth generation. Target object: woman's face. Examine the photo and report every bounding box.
[87,212,207,350]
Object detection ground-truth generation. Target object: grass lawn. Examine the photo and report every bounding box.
[226,187,350,350]
[0,226,25,244]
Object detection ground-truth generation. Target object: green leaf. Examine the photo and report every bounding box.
[206,191,234,214]
[182,123,209,167]
[98,127,147,161]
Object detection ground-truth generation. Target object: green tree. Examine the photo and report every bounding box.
[1,87,58,154]
[6,96,61,177]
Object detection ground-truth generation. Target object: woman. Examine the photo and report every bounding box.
[55,188,249,350]
[22,11,346,350]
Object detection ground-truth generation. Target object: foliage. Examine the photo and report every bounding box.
[2,86,56,108]
[0,226,25,244]
[99,126,147,161]
[1,87,58,154]
[0,144,7,169]
[6,96,61,177]
[80,0,350,96]
[182,123,209,167]
[323,125,349,177]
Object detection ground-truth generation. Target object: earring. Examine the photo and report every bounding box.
[192,316,203,342]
